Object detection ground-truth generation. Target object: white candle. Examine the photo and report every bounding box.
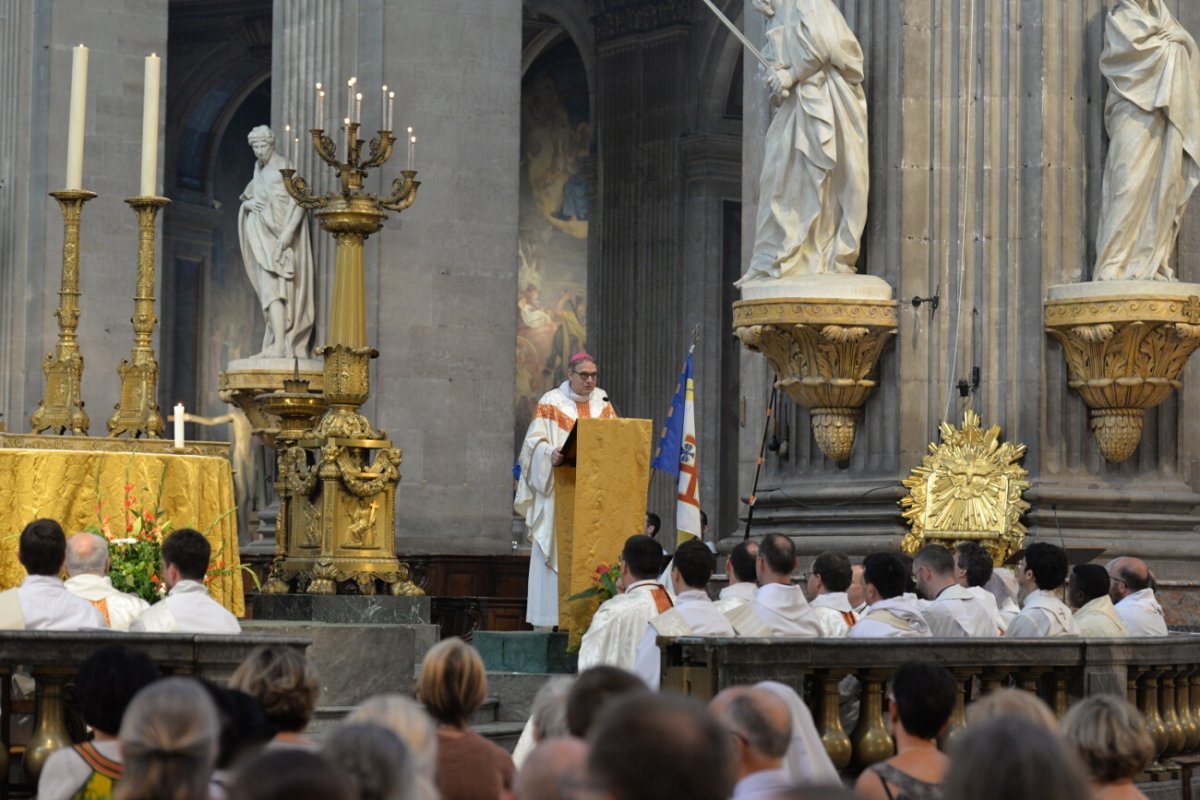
[294,136,300,164]
[139,53,161,197]
[409,134,416,171]
[381,85,388,130]
[387,91,395,131]
[316,82,324,129]
[284,123,291,161]
[65,44,88,191]
[354,92,362,124]
[173,403,184,449]
[346,76,357,123]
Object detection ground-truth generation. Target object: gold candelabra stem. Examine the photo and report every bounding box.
[108,195,171,438]
[31,189,97,435]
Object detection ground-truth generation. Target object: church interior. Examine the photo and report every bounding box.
[3,0,1200,796]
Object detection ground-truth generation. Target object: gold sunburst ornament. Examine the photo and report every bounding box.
[900,410,1031,564]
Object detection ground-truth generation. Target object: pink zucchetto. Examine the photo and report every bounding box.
[568,352,596,368]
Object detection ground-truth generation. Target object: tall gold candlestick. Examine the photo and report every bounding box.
[31,189,97,435]
[108,195,170,438]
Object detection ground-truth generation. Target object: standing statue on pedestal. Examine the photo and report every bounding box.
[1094,0,1200,281]
[738,0,870,283]
[239,125,316,357]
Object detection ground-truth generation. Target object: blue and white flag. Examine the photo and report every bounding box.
[652,350,701,544]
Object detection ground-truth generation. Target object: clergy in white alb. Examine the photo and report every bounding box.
[955,541,1007,634]
[913,544,997,637]
[577,535,672,672]
[714,540,759,615]
[64,532,150,631]
[804,551,858,637]
[849,553,930,639]
[725,534,822,638]
[1068,564,1129,637]
[1107,557,1168,636]
[514,353,617,627]
[0,519,106,631]
[130,529,240,634]
[1006,543,1079,638]
[634,540,735,688]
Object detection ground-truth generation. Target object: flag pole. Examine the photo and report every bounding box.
[743,385,777,541]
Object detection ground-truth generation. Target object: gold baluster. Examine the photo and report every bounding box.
[23,670,72,782]
[851,671,894,770]
[1138,667,1169,779]
[1160,667,1186,761]
[1182,667,1200,753]
[816,672,852,770]
[1050,669,1070,719]
[939,669,971,748]
[979,668,1007,695]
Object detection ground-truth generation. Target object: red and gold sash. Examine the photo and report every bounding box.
[649,585,674,614]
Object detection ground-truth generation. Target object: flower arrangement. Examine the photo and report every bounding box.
[87,460,255,604]
[567,562,622,604]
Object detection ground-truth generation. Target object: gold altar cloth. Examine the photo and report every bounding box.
[0,446,244,616]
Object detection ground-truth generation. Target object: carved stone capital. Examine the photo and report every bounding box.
[1045,289,1200,462]
[734,298,897,461]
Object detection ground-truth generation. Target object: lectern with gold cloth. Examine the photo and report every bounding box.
[554,418,652,639]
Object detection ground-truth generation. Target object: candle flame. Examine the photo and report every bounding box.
[355,92,363,101]
[348,76,357,87]
[410,136,416,144]
[389,91,395,99]
[407,126,413,133]
[319,90,325,98]
[316,81,323,90]
[382,85,388,92]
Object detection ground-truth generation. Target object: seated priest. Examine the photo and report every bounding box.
[954,541,1009,635]
[1106,556,1168,636]
[713,540,758,615]
[577,535,671,672]
[849,553,930,638]
[633,539,734,687]
[130,529,241,634]
[64,532,150,631]
[912,544,998,637]
[1006,543,1079,638]
[0,519,105,630]
[724,533,822,637]
[804,551,859,637]
[1068,564,1128,637]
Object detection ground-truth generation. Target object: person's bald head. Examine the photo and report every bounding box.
[710,687,792,777]
[64,532,110,577]
[514,737,588,800]
[1107,556,1152,602]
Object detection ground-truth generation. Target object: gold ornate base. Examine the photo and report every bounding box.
[219,363,325,442]
[1045,288,1200,463]
[733,297,897,461]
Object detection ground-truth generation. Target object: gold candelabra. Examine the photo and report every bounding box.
[108,196,170,438]
[271,122,423,596]
[30,189,97,435]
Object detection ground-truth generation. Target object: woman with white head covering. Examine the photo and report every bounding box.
[756,681,840,784]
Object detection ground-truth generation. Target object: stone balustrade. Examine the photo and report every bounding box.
[661,634,1200,779]
[0,630,310,787]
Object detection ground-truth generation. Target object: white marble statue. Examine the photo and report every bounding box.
[738,0,870,284]
[1094,0,1200,282]
[238,125,316,357]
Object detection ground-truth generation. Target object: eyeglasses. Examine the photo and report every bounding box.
[572,370,598,381]
[1108,574,1127,587]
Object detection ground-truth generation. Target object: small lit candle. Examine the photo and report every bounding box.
[408,130,416,171]
[294,136,300,164]
[387,91,395,132]
[65,44,89,191]
[316,82,325,129]
[381,85,388,130]
[284,123,291,161]
[140,53,161,197]
[346,76,357,123]
[354,92,362,124]
[173,403,185,450]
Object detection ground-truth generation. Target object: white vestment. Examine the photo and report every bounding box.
[514,382,616,626]
[38,739,123,800]
[633,589,736,688]
[731,769,792,800]
[966,585,1008,635]
[1075,595,1130,638]
[849,597,930,638]
[1094,0,1200,281]
[727,583,823,637]
[757,681,841,785]
[713,581,758,615]
[130,580,241,634]
[577,579,671,672]
[0,576,106,631]
[65,574,151,632]
[923,584,999,638]
[1114,589,1168,636]
[1006,589,1079,638]
[810,591,857,637]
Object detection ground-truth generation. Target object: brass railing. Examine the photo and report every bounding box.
[661,635,1200,779]
[0,631,310,787]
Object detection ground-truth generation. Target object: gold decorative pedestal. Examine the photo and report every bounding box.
[899,410,1031,565]
[219,361,325,444]
[108,196,170,438]
[31,189,97,435]
[1045,284,1200,463]
[733,297,897,461]
[268,122,422,596]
